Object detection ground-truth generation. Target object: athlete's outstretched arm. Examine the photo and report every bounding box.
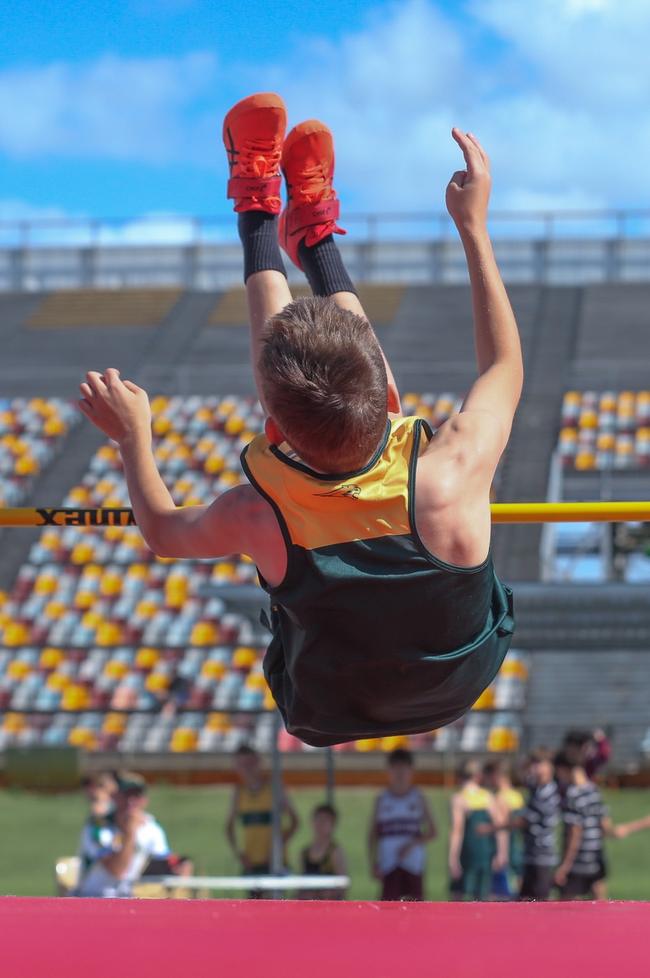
[445,128,523,469]
[77,369,251,559]
[245,269,293,413]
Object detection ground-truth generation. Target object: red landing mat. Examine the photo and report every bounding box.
[2,898,649,978]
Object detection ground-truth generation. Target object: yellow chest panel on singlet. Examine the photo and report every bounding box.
[242,416,422,552]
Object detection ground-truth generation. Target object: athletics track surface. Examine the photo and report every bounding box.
[2,897,648,978]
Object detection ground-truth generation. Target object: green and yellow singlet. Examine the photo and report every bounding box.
[241,415,514,746]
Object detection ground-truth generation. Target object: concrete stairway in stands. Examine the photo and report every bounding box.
[525,649,650,763]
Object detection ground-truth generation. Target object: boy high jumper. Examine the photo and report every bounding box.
[78,93,523,747]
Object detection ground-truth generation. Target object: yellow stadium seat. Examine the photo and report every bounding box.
[170,728,199,752]
[3,622,30,646]
[68,486,90,504]
[34,574,58,596]
[81,610,103,629]
[71,542,94,564]
[232,646,258,670]
[206,712,230,731]
[74,590,96,610]
[473,685,496,710]
[44,417,66,437]
[153,416,172,436]
[3,713,26,734]
[190,621,218,646]
[104,659,129,680]
[62,684,91,710]
[201,659,226,681]
[40,647,65,670]
[8,659,32,680]
[47,672,71,691]
[96,622,123,646]
[263,687,276,710]
[135,647,160,670]
[146,672,170,693]
[355,738,381,752]
[102,713,127,736]
[127,564,149,579]
[150,396,169,414]
[220,471,240,488]
[15,455,39,476]
[245,673,267,692]
[69,728,97,750]
[500,658,529,680]
[487,727,519,752]
[44,600,66,620]
[575,449,596,471]
[380,736,409,752]
[224,416,245,436]
[100,572,122,597]
[135,599,158,618]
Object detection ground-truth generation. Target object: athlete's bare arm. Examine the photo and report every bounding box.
[414,129,523,567]
[245,269,294,412]
[77,368,287,584]
[448,793,466,881]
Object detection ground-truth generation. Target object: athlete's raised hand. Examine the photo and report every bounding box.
[445,128,491,234]
[78,368,151,445]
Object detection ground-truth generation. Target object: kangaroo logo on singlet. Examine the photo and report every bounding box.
[314,484,362,500]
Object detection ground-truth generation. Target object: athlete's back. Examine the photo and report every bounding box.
[243,413,513,746]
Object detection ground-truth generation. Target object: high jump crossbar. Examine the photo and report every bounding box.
[1,502,650,528]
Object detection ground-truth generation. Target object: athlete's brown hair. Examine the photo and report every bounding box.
[259,296,388,472]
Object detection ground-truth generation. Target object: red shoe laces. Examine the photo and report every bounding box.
[239,137,282,178]
[289,161,331,202]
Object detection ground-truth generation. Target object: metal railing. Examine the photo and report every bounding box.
[1,208,650,290]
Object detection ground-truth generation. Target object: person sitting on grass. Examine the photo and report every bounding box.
[76,772,173,898]
[77,92,521,749]
[299,803,348,900]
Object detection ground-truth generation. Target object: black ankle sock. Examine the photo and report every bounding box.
[238,211,286,282]
[298,235,357,297]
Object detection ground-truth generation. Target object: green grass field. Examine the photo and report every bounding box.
[1,786,650,900]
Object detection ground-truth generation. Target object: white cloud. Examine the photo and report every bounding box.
[0,199,219,246]
[254,0,649,213]
[0,52,217,163]
[0,0,647,220]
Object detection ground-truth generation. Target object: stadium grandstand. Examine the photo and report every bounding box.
[1,218,650,775]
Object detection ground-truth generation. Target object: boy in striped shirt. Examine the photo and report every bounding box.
[554,752,650,900]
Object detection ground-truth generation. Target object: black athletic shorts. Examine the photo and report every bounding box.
[519,863,555,901]
[560,854,607,899]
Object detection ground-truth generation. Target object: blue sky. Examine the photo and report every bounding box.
[0,0,647,238]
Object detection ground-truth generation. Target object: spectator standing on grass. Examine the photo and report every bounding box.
[76,772,172,897]
[299,803,348,899]
[478,748,560,901]
[226,745,299,891]
[368,748,437,901]
[554,752,650,900]
[448,760,507,901]
[483,759,525,899]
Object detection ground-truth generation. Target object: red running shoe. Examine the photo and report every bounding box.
[279,120,346,270]
[223,93,287,214]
